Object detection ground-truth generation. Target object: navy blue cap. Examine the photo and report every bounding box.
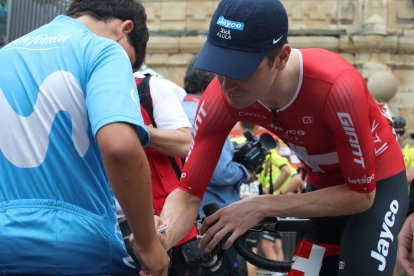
[194,0,288,80]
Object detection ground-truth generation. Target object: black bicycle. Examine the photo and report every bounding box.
[203,203,340,275]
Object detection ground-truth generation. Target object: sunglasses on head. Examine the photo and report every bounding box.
[396,130,405,136]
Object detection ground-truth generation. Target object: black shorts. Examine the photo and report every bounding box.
[307,170,408,275]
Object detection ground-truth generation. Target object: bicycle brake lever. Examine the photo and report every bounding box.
[202,202,232,243]
[261,217,278,224]
[248,217,279,233]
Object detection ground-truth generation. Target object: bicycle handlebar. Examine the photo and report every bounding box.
[233,232,292,272]
[202,202,319,273]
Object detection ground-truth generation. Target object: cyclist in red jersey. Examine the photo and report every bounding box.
[160,0,408,274]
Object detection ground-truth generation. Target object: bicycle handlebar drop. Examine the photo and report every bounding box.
[233,231,292,272]
[202,202,319,273]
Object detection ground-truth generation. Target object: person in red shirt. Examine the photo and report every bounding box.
[116,73,196,275]
[159,0,408,274]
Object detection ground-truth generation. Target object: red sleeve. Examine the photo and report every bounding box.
[178,78,237,198]
[323,70,376,193]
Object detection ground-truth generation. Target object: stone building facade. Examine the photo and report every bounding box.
[142,0,414,132]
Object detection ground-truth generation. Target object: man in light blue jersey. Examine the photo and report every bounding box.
[0,0,169,275]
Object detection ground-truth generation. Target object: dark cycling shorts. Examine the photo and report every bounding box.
[306,170,408,276]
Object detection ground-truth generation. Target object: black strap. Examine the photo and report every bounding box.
[169,156,183,180]
[137,75,182,180]
[138,75,155,125]
[268,152,274,195]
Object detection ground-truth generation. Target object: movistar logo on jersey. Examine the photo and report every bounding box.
[0,71,89,168]
[7,33,71,47]
[217,16,245,31]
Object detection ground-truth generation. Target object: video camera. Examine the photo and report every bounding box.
[233,130,278,173]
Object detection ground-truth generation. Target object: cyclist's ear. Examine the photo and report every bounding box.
[114,19,133,43]
[121,20,134,35]
[275,44,291,70]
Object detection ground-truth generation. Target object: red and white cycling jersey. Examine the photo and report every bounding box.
[179,48,404,198]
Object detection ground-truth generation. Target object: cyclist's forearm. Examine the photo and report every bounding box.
[110,152,156,249]
[261,184,375,218]
[160,188,201,250]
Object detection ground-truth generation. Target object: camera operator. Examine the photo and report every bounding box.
[182,56,251,275]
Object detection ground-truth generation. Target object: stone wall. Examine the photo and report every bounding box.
[142,0,414,131]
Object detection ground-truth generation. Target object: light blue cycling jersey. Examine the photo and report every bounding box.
[0,16,148,274]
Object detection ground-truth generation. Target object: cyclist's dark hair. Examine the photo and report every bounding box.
[66,0,149,69]
[393,116,406,129]
[184,56,215,94]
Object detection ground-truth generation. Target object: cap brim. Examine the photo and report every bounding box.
[194,40,267,80]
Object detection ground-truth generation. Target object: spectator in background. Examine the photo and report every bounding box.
[133,71,195,275]
[259,147,304,195]
[116,71,194,274]
[232,121,263,197]
[393,116,414,187]
[0,0,169,275]
[260,147,292,195]
[393,115,414,276]
[278,139,308,187]
[138,64,187,101]
[182,57,216,127]
[182,56,250,275]
[398,178,414,275]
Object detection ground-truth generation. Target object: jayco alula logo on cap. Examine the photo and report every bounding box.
[216,16,245,31]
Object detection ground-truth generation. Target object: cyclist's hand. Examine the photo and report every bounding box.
[198,196,264,253]
[398,213,414,275]
[130,234,170,276]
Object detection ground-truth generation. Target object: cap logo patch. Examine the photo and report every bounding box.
[273,35,283,45]
[217,16,245,31]
[217,27,231,40]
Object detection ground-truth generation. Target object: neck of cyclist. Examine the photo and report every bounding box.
[262,49,300,111]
